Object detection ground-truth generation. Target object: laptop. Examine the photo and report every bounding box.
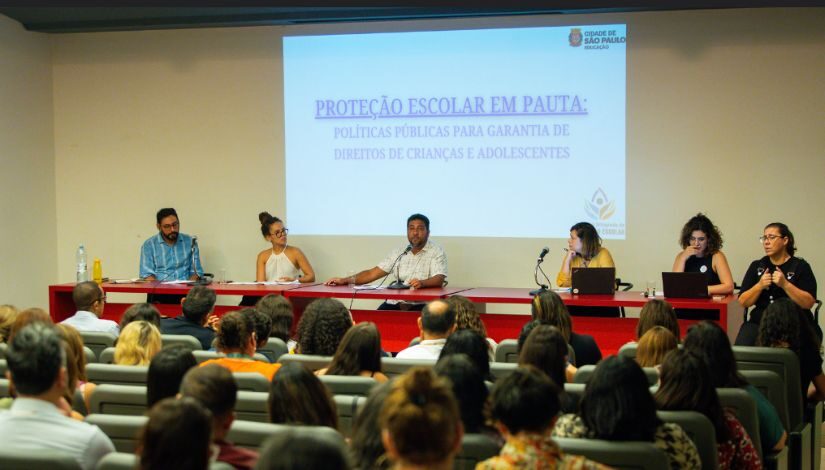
[662,272,710,299]
[571,267,616,295]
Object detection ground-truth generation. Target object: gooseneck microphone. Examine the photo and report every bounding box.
[530,246,552,296]
[190,236,199,280]
[387,245,413,290]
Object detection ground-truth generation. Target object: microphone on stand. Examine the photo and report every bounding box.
[191,236,212,286]
[529,246,551,296]
[387,245,413,290]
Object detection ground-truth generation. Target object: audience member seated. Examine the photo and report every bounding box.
[316,322,389,382]
[480,366,609,469]
[181,364,259,470]
[255,294,296,351]
[119,302,161,330]
[350,382,392,470]
[147,345,198,408]
[553,355,701,468]
[519,324,576,385]
[683,320,787,452]
[655,349,761,469]
[160,285,217,350]
[138,397,212,470]
[445,295,497,356]
[635,326,678,368]
[530,290,601,366]
[268,362,338,428]
[60,281,118,336]
[0,304,19,342]
[636,299,680,340]
[395,300,455,360]
[56,323,96,413]
[295,298,353,356]
[380,367,462,470]
[757,298,825,402]
[248,308,275,361]
[434,354,497,438]
[438,328,491,381]
[8,307,52,341]
[256,427,351,470]
[200,311,281,380]
[0,323,114,469]
[114,320,162,366]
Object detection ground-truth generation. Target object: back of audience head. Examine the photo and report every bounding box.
[489,365,560,436]
[268,362,338,428]
[446,295,488,337]
[350,381,393,470]
[435,353,489,434]
[55,323,86,396]
[180,364,237,439]
[139,397,212,470]
[683,320,746,388]
[656,348,729,443]
[216,310,256,355]
[636,299,679,340]
[635,326,678,368]
[6,323,65,396]
[0,304,19,342]
[120,303,161,330]
[326,322,383,377]
[758,297,814,352]
[256,428,351,470]
[580,355,660,441]
[438,328,490,380]
[72,281,103,312]
[256,294,294,342]
[518,324,568,387]
[530,291,572,342]
[517,319,550,353]
[182,286,216,325]
[114,320,161,366]
[8,307,52,343]
[380,367,462,468]
[147,345,198,407]
[245,308,273,349]
[420,299,456,338]
[296,298,353,355]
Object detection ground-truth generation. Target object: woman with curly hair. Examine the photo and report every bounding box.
[114,320,161,366]
[672,213,734,296]
[317,322,388,382]
[296,298,353,356]
[445,295,496,354]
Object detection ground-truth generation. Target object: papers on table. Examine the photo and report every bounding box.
[353,284,384,290]
[109,278,145,284]
[160,280,197,285]
[225,280,301,285]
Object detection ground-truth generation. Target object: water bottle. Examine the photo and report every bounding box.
[76,244,88,282]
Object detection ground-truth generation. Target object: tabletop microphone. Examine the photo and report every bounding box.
[537,247,549,262]
[387,245,413,289]
[530,246,551,296]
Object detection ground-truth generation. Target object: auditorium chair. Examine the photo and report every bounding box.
[563,383,585,413]
[573,364,658,386]
[380,357,436,378]
[494,339,577,366]
[277,354,332,371]
[78,331,117,360]
[333,394,366,437]
[83,345,96,364]
[234,391,269,423]
[318,375,378,396]
[97,347,116,364]
[489,362,518,381]
[0,342,5,359]
[718,387,791,470]
[227,421,345,451]
[233,372,270,392]
[0,359,6,376]
[86,363,148,386]
[96,452,234,470]
[190,349,272,364]
[0,448,81,470]
[656,410,718,469]
[257,337,289,362]
[454,433,502,469]
[0,378,9,397]
[554,437,669,469]
[72,388,88,416]
[88,384,147,416]
[160,334,202,351]
[85,414,147,453]
[742,370,789,431]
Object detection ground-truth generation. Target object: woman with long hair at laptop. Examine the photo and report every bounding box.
[556,222,619,317]
[672,213,734,295]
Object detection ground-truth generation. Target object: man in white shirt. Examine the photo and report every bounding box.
[60,281,119,336]
[325,213,448,310]
[0,323,115,469]
[395,300,456,359]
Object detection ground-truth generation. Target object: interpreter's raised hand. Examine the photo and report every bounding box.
[758,269,773,290]
[771,267,788,288]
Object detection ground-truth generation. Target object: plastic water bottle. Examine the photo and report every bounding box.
[76,244,88,282]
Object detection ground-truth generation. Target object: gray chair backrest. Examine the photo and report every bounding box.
[573,364,657,386]
[278,354,333,371]
[0,448,81,470]
[235,391,269,423]
[494,339,519,363]
[454,433,502,470]
[563,383,586,412]
[741,369,789,430]
[83,346,96,364]
[252,352,270,363]
[618,341,637,359]
[0,378,9,397]
[84,414,148,453]
[657,410,719,469]
[96,453,234,470]
[160,334,202,351]
[233,372,270,392]
[258,337,289,362]
[733,346,803,429]
[490,362,518,381]
[86,363,148,386]
[0,342,5,359]
[0,358,6,376]
[381,357,436,378]
[72,387,88,416]
[79,331,117,359]
[193,350,222,363]
[227,421,343,451]
[319,375,378,396]
[717,387,762,458]
[333,394,366,438]
[89,384,147,416]
[98,347,116,364]
[555,437,670,469]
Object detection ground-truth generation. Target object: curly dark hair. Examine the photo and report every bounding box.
[757,298,801,352]
[446,295,487,337]
[216,310,255,352]
[679,213,723,254]
[326,322,383,376]
[296,298,353,356]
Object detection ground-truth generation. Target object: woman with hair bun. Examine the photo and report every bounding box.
[255,212,315,283]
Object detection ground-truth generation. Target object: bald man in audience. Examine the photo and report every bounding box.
[395,300,456,359]
[60,281,119,336]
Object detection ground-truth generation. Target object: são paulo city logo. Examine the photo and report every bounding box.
[569,28,583,47]
[584,188,615,221]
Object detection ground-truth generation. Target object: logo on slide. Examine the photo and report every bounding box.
[584,188,615,221]
[569,28,583,47]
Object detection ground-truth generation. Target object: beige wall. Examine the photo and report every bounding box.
[19,8,825,318]
[0,15,55,309]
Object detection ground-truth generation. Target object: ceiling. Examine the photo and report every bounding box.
[0,3,813,34]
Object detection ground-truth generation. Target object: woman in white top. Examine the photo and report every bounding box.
[256,212,315,283]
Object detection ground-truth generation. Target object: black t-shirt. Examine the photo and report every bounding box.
[739,256,817,324]
[685,254,721,286]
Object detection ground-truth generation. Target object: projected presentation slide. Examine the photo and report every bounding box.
[284,24,626,239]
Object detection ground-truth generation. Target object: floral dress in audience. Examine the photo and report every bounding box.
[476,431,610,469]
[718,411,762,470]
[552,414,700,470]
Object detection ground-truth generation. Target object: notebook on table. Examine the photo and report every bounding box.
[661,272,709,299]
[571,267,616,295]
